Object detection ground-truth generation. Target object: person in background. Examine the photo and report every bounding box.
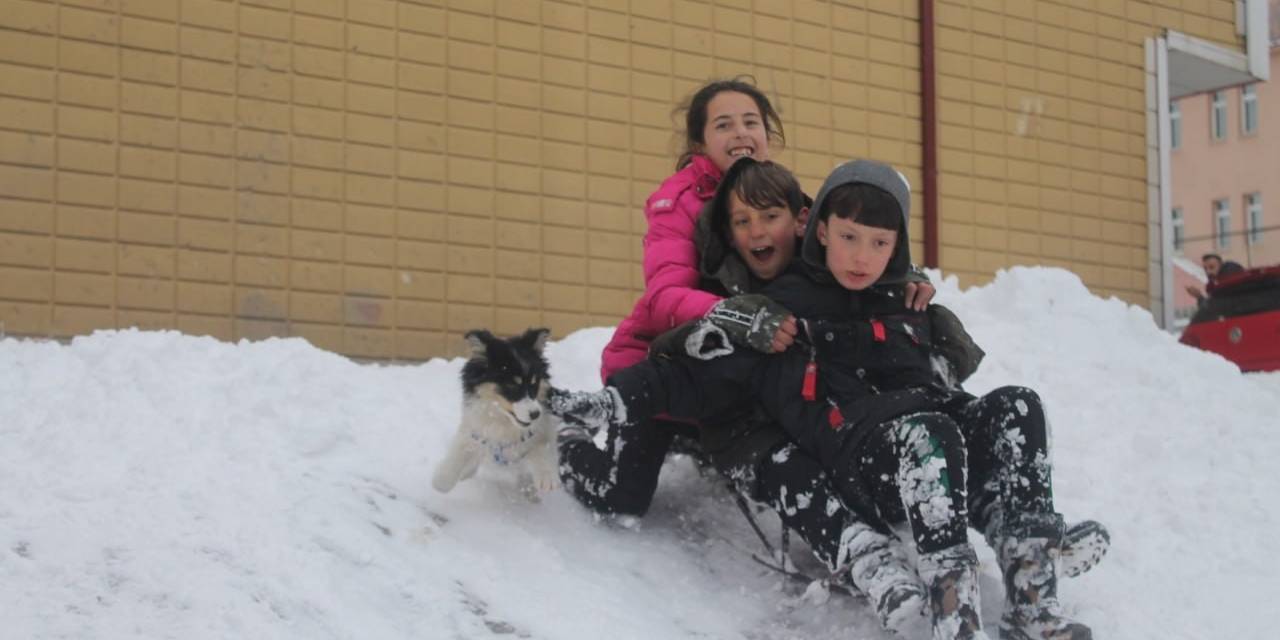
[1186,252,1245,303]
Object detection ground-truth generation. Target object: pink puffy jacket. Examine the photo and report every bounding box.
[600,155,725,381]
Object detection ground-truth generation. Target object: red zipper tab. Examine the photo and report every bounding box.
[800,321,818,402]
[871,319,886,342]
[801,360,818,401]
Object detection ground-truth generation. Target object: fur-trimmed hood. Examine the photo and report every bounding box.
[800,159,913,286]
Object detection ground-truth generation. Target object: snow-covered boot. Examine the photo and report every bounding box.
[1058,520,1109,578]
[547,386,628,431]
[984,509,1110,580]
[994,514,1092,640]
[918,543,991,640]
[841,523,927,633]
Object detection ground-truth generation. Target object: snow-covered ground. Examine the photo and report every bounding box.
[2,266,1277,639]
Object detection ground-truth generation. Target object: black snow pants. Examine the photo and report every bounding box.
[845,387,1060,553]
[557,416,696,517]
[600,350,969,554]
[590,356,1060,556]
[940,385,1058,535]
[557,405,883,574]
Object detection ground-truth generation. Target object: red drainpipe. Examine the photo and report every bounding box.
[919,0,939,268]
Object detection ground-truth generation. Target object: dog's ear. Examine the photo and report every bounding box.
[520,327,551,354]
[464,330,495,359]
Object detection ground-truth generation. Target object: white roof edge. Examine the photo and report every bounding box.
[1165,30,1250,74]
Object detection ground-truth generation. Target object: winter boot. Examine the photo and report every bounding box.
[840,523,927,633]
[918,543,991,640]
[547,386,628,431]
[984,510,1110,580]
[993,514,1092,640]
[1058,520,1109,579]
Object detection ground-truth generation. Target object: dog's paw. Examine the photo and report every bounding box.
[431,464,461,494]
[520,467,559,500]
[431,474,456,494]
[535,472,560,494]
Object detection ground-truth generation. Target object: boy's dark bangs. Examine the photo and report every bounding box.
[822,183,901,231]
[731,163,803,214]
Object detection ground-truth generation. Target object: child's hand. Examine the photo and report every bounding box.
[904,281,935,311]
[705,294,793,353]
[770,316,798,352]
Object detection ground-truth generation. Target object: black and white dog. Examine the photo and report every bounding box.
[431,328,559,499]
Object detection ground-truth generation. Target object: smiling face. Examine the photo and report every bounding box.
[699,91,771,173]
[727,191,803,281]
[817,216,899,291]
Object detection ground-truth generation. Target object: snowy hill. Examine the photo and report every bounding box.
[2,267,1277,639]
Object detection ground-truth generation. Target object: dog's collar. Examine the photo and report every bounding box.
[470,429,537,466]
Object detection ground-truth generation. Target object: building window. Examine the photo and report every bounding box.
[1170,101,1181,149]
[1172,207,1184,252]
[1246,193,1262,245]
[1241,85,1258,135]
[1215,198,1231,249]
[1211,91,1228,141]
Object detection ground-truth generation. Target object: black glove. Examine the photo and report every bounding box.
[704,294,792,354]
[927,304,985,385]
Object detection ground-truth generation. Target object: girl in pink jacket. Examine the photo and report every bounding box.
[599,81,785,380]
[561,79,795,517]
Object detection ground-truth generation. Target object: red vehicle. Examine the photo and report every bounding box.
[1179,265,1280,372]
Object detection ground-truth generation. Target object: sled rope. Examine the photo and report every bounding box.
[729,485,860,599]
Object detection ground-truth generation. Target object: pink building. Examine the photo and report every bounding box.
[1169,36,1280,326]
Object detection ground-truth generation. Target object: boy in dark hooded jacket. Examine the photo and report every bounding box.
[552,158,1105,640]
[561,159,933,633]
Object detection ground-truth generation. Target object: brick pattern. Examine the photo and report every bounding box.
[932,0,1239,303]
[0,0,1243,357]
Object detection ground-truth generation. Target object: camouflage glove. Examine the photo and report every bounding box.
[683,319,736,360]
[650,319,736,361]
[704,294,792,354]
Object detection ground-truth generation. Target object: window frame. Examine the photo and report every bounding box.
[1246,193,1262,245]
[1170,101,1182,149]
[1172,206,1184,252]
[1211,91,1228,141]
[1241,84,1258,136]
[1214,198,1231,249]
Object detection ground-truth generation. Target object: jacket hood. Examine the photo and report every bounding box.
[801,159,913,285]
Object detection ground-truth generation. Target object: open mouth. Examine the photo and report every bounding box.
[729,147,754,159]
[749,246,776,262]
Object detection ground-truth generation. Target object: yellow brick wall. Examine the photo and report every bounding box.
[0,0,1245,359]
[933,0,1240,300]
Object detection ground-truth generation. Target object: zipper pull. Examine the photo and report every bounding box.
[801,342,818,401]
[870,318,886,342]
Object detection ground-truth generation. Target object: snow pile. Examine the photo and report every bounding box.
[1,266,1276,639]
